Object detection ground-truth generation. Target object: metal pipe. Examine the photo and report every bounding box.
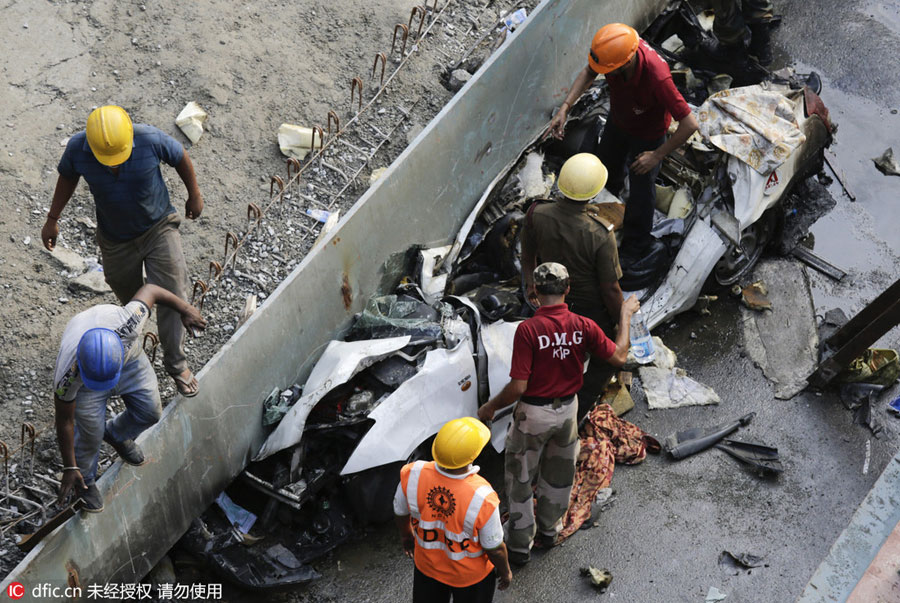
[208,261,223,283]
[191,281,209,312]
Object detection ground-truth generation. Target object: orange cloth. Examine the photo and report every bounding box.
[559,404,655,540]
[399,461,500,588]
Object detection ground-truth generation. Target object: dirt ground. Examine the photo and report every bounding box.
[0,0,536,578]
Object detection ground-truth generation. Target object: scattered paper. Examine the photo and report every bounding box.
[639,366,720,409]
[873,147,900,177]
[278,124,324,160]
[175,102,208,144]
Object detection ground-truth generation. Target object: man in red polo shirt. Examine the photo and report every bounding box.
[477,262,638,566]
[549,23,699,265]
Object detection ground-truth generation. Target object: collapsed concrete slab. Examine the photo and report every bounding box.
[741,259,819,399]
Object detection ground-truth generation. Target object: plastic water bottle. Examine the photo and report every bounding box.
[502,8,528,32]
[630,309,655,365]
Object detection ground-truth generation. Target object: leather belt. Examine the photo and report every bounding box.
[520,395,575,407]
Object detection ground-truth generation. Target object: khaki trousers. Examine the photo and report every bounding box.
[97,213,189,376]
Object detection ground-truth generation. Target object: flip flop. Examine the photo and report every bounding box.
[172,370,200,397]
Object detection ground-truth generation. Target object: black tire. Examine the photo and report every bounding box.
[713,206,783,286]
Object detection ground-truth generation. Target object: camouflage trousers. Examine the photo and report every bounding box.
[712,0,775,46]
[504,397,579,554]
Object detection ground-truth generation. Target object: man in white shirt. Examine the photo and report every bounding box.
[53,284,206,512]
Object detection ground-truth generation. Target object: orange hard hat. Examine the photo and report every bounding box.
[588,23,640,74]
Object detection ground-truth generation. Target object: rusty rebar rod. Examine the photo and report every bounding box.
[391,24,410,57]
[409,6,427,43]
[350,77,364,113]
[372,53,387,88]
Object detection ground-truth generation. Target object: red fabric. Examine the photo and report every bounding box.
[598,40,692,140]
[559,404,654,540]
[509,304,616,398]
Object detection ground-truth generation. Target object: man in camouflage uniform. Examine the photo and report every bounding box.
[478,263,638,565]
[711,0,776,65]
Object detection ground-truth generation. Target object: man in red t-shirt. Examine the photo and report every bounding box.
[477,262,638,566]
[548,23,699,265]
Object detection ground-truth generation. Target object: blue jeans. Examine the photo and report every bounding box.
[73,352,162,485]
[582,119,666,254]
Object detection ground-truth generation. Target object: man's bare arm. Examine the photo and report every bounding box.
[607,295,640,366]
[131,284,207,332]
[175,151,204,219]
[485,544,512,590]
[549,66,599,139]
[54,394,85,503]
[42,175,80,250]
[632,113,700,175]
[477,379,528,422]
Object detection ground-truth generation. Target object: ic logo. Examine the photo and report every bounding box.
[7,582,25,599]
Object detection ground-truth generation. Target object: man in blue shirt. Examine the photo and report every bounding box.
[42,105,205,397]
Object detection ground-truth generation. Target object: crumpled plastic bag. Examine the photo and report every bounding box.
[263,387,297,426]
[517,152,554,198]
[580,566,613,589]
[638,366,720,409]
[349,294,452,342]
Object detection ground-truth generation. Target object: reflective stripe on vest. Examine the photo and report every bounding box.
[406,460,426,518]
[463,485,494,536]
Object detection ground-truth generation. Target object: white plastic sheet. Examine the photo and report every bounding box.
[639,366,720,409]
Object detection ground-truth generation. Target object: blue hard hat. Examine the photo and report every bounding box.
[76,328,125,391]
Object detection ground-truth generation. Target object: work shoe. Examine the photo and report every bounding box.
[76,484,104,513]
[533,533,560,550]
[748,23,774,66]
[508,550,531,567]
[103,432,146,466]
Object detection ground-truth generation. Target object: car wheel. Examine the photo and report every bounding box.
[713,207,781,286]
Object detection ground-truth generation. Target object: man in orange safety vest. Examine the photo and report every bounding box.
[395,417,512,602]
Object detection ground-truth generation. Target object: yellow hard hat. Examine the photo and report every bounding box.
[588,23,640,74]
[432,417,491,469]
[86,105,134,166]
[557,153,608,201]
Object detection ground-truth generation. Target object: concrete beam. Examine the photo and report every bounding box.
[799,448,900,602]
[2,0,667,595]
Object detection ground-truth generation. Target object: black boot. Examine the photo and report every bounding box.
[748,23,773,66]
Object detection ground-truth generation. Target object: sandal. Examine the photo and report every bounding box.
[172,370,200,397]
